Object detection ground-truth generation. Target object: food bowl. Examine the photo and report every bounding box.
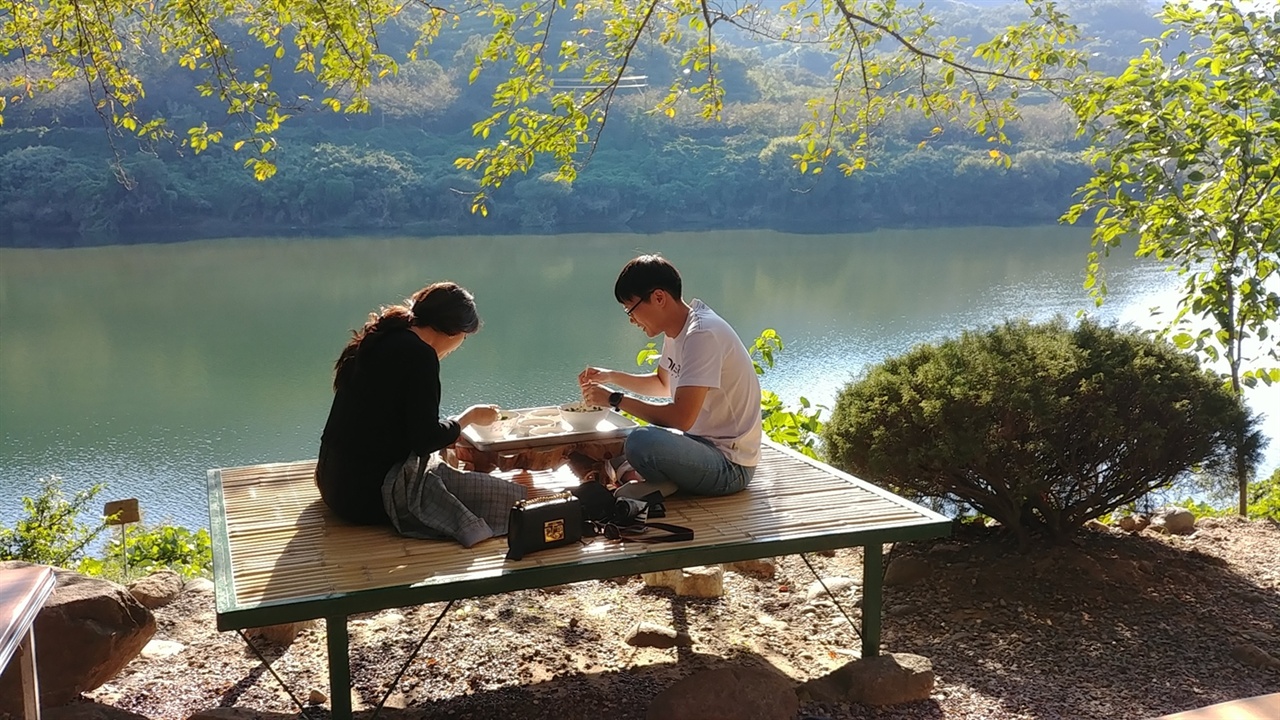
[471,412,513,442]
[559,402,610,432]
[524,424,564,437]
[512,415,562,437]
[523,407,563,420]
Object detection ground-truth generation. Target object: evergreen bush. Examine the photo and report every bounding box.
[822,318,1261,541]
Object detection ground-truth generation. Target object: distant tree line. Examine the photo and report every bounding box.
[0,123,1090,245]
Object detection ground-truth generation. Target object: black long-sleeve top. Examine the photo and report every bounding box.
[317,328,461,524]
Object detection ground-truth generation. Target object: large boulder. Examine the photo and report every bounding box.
[1150,507,1196,535]
[645,666,798,720]
[799,652,935,706]
[0,562,156,714]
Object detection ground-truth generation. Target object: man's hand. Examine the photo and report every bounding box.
[580,382,613,408]
[578,366,615,389]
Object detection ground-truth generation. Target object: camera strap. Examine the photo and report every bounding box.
[597,520,694,544]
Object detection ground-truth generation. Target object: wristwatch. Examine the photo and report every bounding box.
[608,391,624,410]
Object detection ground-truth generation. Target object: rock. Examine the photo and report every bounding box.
[1151,507,1196,535]
[380,691,407,709]
[308,689,328,705]
[625,621,692,648]
[140,639,185,658]
[725,558,776,578]
[642,569,683,589]
[127,569,184,609]
[0,561,156,715]
[805,576,860,603]
[645,666,797,720]
[1084,519,1111,533]
[886,603,919,617]
[883,556,931,587]
[364,612,405,631]
[244,619,316,646]
[677,566,724,597]
[183,577,215,594]
[1230,643,1280,671]
[755,614,789,631]
[42,702,150,720]
[1196,517,1222,529]
[799,652,935,706]
[643,566,724,597]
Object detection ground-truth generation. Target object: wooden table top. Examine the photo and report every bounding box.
[0,565,56,672]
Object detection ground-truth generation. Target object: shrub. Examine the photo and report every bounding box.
[0,475,108,566]
[822,318,1260,541]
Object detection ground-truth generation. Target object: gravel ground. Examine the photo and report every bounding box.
[81,516,1280,719]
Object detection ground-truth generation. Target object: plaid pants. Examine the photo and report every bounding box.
[381,453,527,548]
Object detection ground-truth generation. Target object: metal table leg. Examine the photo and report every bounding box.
[326,616,351,719]
[20,628,39,720]
[861,542,883,658]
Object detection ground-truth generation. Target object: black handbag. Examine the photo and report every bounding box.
[506,491,583,561]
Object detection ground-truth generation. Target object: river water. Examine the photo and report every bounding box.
[1,226,1275,530]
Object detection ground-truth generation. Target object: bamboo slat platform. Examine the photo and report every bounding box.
[208,440,950,719]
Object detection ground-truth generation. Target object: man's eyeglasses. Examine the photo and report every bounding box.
[624,289,656,316]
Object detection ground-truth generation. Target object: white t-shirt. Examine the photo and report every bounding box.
[659,299,762,467]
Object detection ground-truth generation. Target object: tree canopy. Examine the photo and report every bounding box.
[1,0,1087,206]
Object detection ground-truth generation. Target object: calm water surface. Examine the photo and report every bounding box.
[2,227,1276,529]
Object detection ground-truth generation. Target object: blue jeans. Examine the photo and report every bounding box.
[617,426,755,499]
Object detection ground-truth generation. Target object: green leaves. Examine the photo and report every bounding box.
[0,0,1088,200]
[0,475,108,567]
[1061,0,1280,515]
[1063,0,1280,400]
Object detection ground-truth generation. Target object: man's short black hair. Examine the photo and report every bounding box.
[614,254,683,303]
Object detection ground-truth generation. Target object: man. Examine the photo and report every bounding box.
[579,254,761,499]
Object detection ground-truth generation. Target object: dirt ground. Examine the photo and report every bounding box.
[80,516,1280,720]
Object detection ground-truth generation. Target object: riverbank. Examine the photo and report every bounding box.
[73,516,1280,719]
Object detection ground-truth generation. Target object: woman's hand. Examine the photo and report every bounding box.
[458,404,501,427]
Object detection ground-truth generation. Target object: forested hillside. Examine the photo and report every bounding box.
[0,0,1161,245]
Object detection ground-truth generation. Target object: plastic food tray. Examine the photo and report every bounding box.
[460,405,637,452]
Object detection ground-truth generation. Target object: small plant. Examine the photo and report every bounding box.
[638,329,826,458]
[82,524,214,580]
[0,475,109,567]
[1246,468,1280,522]
[748,330,826,458]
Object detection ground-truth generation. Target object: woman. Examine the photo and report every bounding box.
[316,281,526,547]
